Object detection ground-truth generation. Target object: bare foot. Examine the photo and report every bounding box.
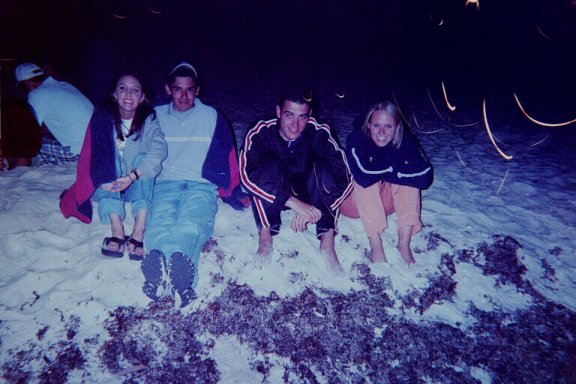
[398,244,416,266]
[398,225,415,266]
[319,229,344,275]
[368,235,387,263]
[257,227,273,265]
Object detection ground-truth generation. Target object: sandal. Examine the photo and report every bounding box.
[127,237,145,261]
[101,236,126,258]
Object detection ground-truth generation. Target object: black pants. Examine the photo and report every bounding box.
[251,159,342,238]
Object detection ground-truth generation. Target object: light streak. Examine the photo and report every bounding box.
[441,81,456,111]
[429,11,444,26]
[148,8,161,14]
[465,0,480,10]
[412,111,421,129]
[392,92,409,124]
[455,149,475,174]
[112,13,127,19]
[535,24,552,40]
[529,134,549,147]
[496,167,510,195]
[334,90,345,99]
[412,125,447,134]
[482,99,513,160]
[426,89,444,120]
[451,121,480,128]
[410,111,448,133]
[303,90,313,102]
[422,192,455,218]
[514,93,576,127]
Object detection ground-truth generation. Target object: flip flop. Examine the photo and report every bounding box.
[101,236,125,258]
[126,237,145,261]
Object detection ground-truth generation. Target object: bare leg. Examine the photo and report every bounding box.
[257,226,273,261]
[130,210,147,241]
[319,229,344,275]
[107,214,125,252]
[398,225,416,265]
[128,210,147,257]
[368,234,387,263]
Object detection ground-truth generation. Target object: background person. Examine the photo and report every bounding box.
[0,99,42,169]
[340,101,433,265]
[15,62,93,165]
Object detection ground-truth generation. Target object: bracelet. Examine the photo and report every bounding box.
[131,169,139,180]
[128,173,135,182]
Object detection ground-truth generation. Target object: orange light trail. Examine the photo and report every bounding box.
[441,81,456,111]
[482,99,513,160]
[514,93,576,127]
[465,0,480,10]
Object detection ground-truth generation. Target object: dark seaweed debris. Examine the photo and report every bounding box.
[1,315,86,384]
[2,236,575,383]
[100,298,220,383]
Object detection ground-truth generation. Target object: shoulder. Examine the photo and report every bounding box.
[346,128,366,147]
[144,113,160,126]
[399,129,421,151]
[248,118,277,135]
[307,117,332,136]
[195,99,217,116]
[154,103,170,115]
[243,119,276,149]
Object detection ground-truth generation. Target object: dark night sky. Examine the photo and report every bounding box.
[1,0,575,119]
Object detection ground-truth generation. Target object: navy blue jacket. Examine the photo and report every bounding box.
[346,128,433,190]
[240,117,352,210]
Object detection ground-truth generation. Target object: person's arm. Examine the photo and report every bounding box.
[310,119,353,210]
[345,129,392,188]
[27,91,46,126]
[383,131,433,190]
[131,116,168,179]
[240,120,291,206]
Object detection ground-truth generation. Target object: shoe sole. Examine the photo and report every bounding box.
[168,252,197,307]
[141,249,166,300]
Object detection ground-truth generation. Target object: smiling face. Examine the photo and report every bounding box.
[368,110,399,147]
[166,76,198,112]
[276,100,311,141]
[113,75,145,119]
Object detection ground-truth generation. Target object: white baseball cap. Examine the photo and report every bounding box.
[15,63,45,82]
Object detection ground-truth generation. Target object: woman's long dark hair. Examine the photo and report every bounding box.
[102,70,156,142]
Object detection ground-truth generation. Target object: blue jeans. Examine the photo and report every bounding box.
[92,154,153,224]
[145,180,218,286]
